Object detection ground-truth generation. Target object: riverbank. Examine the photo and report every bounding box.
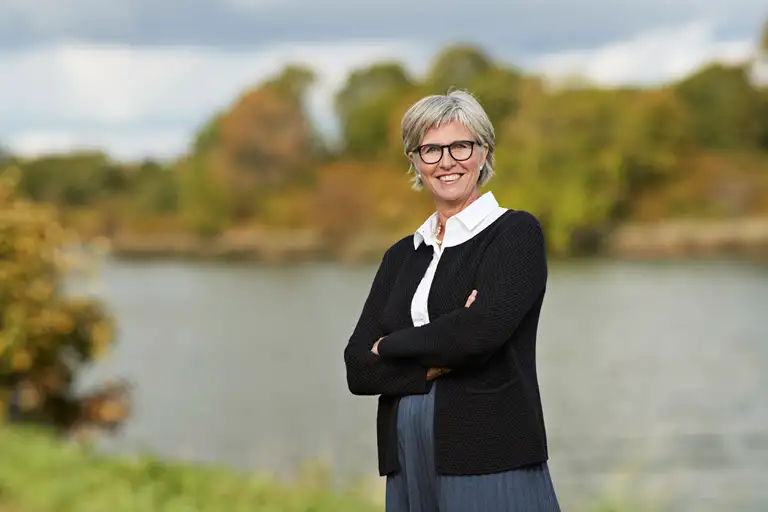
[0,425,382,512]
[101,216,768,263]
[105,227,395,263]
[604,216,768,258]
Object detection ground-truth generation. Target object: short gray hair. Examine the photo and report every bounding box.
[401,90,495,190]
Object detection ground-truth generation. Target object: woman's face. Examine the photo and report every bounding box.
[411,121,487,206]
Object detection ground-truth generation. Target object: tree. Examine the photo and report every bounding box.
[210,84,320,218]
[0,168,129,433]
[674,63,762,149]
[334,62,415,159]
[466,65,523,135]
[14,152,127,207]
[128,159,178,217]
[755,17,768,148]
[263,64,327,159]
[310,161,431,243]
[262,64,317,105]
[175,155,232,236]
[494,82,689,253]
[425,44,494,93]
[191,113,223,156]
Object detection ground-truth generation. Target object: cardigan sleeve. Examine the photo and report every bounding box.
[343,244,431,396]
[376,212,547,369]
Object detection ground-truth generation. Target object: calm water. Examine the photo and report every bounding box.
[75,258,768,511]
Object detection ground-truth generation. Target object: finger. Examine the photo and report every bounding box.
[465,289,477,307]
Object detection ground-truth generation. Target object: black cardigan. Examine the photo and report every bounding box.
[343,209,551,476]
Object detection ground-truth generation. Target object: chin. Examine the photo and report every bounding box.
[433,189,469,204]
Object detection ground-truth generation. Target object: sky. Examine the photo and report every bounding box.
[0,0,765,161]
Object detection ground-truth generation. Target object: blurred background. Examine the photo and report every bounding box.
[1,1,768,511]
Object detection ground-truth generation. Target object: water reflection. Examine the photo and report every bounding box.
[74,258,768,511]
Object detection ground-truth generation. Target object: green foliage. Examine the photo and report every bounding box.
[340,89,411,160]
[175,156,232,236]
[674,63,762,149]
[12,151,127,207]
[335,62,413,120]
[3,24,768,257]
[425,44,495,93]
[0,169,127,430]
[335,62,415,159]
[467,65,523,134]
[493,83,688,253]
[129,160,178,215]
[263,64,317,104]
[0,425,674,511]
[191,113,223,156]
[0,425,382,512]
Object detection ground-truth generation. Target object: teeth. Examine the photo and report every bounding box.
[438,174,461,183]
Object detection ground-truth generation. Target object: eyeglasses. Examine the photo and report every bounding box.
[415,140,477,165]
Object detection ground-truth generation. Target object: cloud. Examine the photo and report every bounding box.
[1,0,764,54]
[9,130,189,161]
[1,39,429,159]
[0,20,758,160]
[531,21,756,86]
[0,0,136,43]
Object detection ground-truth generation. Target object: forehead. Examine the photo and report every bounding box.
[421,121,474,145]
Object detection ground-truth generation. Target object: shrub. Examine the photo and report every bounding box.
[0,167,129,434]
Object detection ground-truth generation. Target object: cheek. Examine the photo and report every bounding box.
[459,159,480,175]
[416,162,439,177]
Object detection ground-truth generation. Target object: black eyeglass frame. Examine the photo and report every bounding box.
[413,140,479,164]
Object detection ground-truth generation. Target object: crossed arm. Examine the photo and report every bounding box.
[343,246,432,396]
[371,290,477,376]
[376,213,547,369]
[344,212,546,394]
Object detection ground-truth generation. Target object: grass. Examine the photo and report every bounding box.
[0,425,382,512]
[0,425,679,512]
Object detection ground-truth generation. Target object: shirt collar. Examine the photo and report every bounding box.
[413,191,500,249]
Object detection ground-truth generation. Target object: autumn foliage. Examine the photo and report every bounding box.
[0,169,129,433]
[3,24,768,256]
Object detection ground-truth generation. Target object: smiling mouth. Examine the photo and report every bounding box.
[437,173,463,184]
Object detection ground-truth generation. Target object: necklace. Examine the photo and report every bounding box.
[434,221,443,246]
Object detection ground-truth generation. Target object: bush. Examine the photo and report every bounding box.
[0,167,129,433]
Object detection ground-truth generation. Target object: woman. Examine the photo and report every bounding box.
[343,90,560,511]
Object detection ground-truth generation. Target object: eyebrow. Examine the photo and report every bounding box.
[420,138,471,146]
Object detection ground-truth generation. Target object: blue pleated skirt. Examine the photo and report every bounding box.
[385,383,561,512]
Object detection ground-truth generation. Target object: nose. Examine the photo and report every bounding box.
[438,148,456,169]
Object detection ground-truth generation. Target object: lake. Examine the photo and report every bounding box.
[76,257,768,511]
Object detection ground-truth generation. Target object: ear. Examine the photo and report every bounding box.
[478,146,488,167]
[408,152,420,169]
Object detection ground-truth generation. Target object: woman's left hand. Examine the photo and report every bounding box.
[371,337,383,355]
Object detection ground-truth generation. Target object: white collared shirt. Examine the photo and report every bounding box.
[410,191,508,327]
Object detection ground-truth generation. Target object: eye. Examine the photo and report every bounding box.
[451,141,472,150]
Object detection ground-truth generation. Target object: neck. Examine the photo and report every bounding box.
[434,189,481,228]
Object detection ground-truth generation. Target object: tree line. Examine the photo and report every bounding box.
[2,20,768,255]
